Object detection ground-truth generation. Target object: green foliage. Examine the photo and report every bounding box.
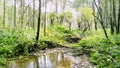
[48,12,59,25]
[0,23,80,66]
[60,12,73,23]
[0,27,35,60]
[77,7,94,23]
[13,43,29,56]
[0,24,77,59]
[49,12,58,19]
[0,27,35,46]
[40,24,70,45]
[78,33,120,67]
[73,0,89,8]
[40,23,80,45]
[53,24,71,34]
[0,46,13,57]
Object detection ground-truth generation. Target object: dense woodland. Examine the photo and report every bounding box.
[0,0,120,68]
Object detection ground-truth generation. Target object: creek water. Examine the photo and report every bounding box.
[9,48,93,68]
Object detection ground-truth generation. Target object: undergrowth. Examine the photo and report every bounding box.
[0,24,80,66]
[71,29,120,68]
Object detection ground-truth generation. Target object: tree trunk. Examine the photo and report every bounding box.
[14,0,16,27]
[26,5,30,27]
[44,0,47,36]
[3,0,5,28]
[117,0,120,34]
[113,0,116,33]
[35,0,41,44]
[21,0,23,28]
[33,0,35,29]
[105,0,109,28]
[62,0,66,11]
[55,0,58,13]
[69,23,71,31]
[92,0,97,30]
[110,1,114,34]
[60,17,63,25]
[94,0,108,38]
[21,0,24,29]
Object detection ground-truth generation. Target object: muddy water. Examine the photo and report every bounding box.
[9,48,93,68]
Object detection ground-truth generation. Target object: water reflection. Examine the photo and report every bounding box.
[10,52,71,68]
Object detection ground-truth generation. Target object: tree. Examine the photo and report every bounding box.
[112,0,117,34]
[109,0,116,34]
[76,7,93,31]
[62,12,73,31]
[14,0,16,27]
[26,5,30,27]
[92,0,97,30]
[33,0,35,29]
[55,0,58,13]
[73,0,89,8]
[117,0,120,34]
[35,0,41,45]
[49,12,58,25]
[94,0,108,38]
[110,1,114,34]
[59,12,65,25]
[20,0,25,29]
[62,0,67,10]
[44,0,47,36]
[3,0,6,28]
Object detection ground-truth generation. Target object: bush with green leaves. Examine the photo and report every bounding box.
[0,27,35,57]
[48,12,59,25]
[78,34,120,67]
[40,24,70,45]
[40,23,81,45]
[0,24,81,66]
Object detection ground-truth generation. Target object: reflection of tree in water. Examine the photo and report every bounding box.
[48,52,71,68]
[32,55,39,68]
[38,55,47,68]
[12,52,71,68]
[12,55,39,68]
[49,52,58,64]
[55,52,71,68]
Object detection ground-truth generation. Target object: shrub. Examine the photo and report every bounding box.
[78,34,120,67]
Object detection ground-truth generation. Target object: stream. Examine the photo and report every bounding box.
[8,48,94,68]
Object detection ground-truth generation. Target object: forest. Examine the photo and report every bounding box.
[0,0,120,68]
